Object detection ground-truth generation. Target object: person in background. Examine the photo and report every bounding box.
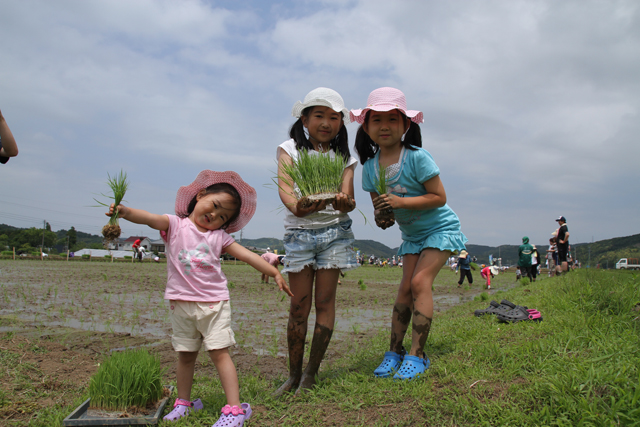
[456,250,474,287]
[132,238,142,262]
[518,236,533,282]
[555,216,570,274]
[530,245,541,282]
[0,109,18,164]
[547,235,557,277]
[260,251,281,284]
[481,265,498,289]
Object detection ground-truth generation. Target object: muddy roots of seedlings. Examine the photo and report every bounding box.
[375,209,395,230]
[102,224,121,247]
[299,193,337,209]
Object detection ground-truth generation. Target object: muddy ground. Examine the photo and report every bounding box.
[0,259,518,425]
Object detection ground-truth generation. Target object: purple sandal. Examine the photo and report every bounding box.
[163,398,203,421]
[213,403,252,427]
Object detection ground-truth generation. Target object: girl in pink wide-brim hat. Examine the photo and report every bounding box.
[352,87,468,381]
[106,170,293,427]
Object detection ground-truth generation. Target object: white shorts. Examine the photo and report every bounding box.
[169,300,236,352]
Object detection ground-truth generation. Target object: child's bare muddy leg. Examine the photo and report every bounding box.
[408,249,449,357]
[274,266,314,396]
[389,254,418,353]
[297,268,339,393]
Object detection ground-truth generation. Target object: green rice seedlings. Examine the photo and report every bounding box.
[374,165,395,228]
[89,349,165,411]
[375,165,388,196]
[278,149,347,208]
[94,170,130,245]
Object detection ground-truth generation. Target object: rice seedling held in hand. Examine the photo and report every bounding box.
[278,149,349,209]
[94,170,129,245]
[374,165,395,229]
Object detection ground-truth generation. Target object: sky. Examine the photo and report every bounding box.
[1,0,639,250]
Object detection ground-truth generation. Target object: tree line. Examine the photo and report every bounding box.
[0,223,104,254]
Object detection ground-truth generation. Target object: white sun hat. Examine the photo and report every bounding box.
[291,87,351,124]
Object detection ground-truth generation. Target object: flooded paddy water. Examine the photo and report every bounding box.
[0,258,526,423]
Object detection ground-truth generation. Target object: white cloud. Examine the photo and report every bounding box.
[1,0,639,251]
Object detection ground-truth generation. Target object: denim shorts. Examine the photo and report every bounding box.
[282,219,358,274]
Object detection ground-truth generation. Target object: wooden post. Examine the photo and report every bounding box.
[66,249,69,261]
[12,247,15,260]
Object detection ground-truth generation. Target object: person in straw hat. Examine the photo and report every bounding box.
[481,265,499,289]
[107,170,293,426]
[456,250,475,287]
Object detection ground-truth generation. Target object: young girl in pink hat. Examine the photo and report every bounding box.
[352,87,468,380]
[274,87,359,396]
[107,170,293,427]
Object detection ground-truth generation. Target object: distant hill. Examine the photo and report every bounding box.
[2,223,639,268]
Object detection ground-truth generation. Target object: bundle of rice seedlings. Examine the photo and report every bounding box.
[375,166,395,228]
[89,349,166,412]
[279,150,347,208]
[94,170,129,244]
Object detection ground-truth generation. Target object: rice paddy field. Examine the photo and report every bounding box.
[1,259,638,426]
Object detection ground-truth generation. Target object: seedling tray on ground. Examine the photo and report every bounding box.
[63,386,174,426]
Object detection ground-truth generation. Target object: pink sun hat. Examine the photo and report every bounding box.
[175,170,257,234]
[350,87,424,124]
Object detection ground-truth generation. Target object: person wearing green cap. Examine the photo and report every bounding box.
[518,236,534,282]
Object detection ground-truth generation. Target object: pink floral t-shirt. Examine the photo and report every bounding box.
[161,215,235,302]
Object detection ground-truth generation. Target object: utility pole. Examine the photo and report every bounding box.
[41,220,46,259]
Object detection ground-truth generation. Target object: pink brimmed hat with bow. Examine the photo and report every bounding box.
[350,87,424,124]
[175,170,257,234]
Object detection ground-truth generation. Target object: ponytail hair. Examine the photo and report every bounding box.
[289,107,350,161]
[354,111,422,165]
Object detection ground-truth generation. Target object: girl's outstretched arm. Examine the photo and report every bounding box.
[224,242,293,297]
[106,203,170,232]
[0,109,18,158]
[373,175,447,212]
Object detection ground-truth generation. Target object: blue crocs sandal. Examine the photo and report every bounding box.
[393,355,430,380]
[374,349,405,378]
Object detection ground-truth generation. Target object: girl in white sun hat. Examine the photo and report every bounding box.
[107,170,293,427]
[274,87,359,396]
[352,87,468,381]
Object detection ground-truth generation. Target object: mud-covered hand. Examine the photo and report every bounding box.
[373,193,401,211]
[294,198,327,217]
[275,273,294,297]
[332,192,355,213]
